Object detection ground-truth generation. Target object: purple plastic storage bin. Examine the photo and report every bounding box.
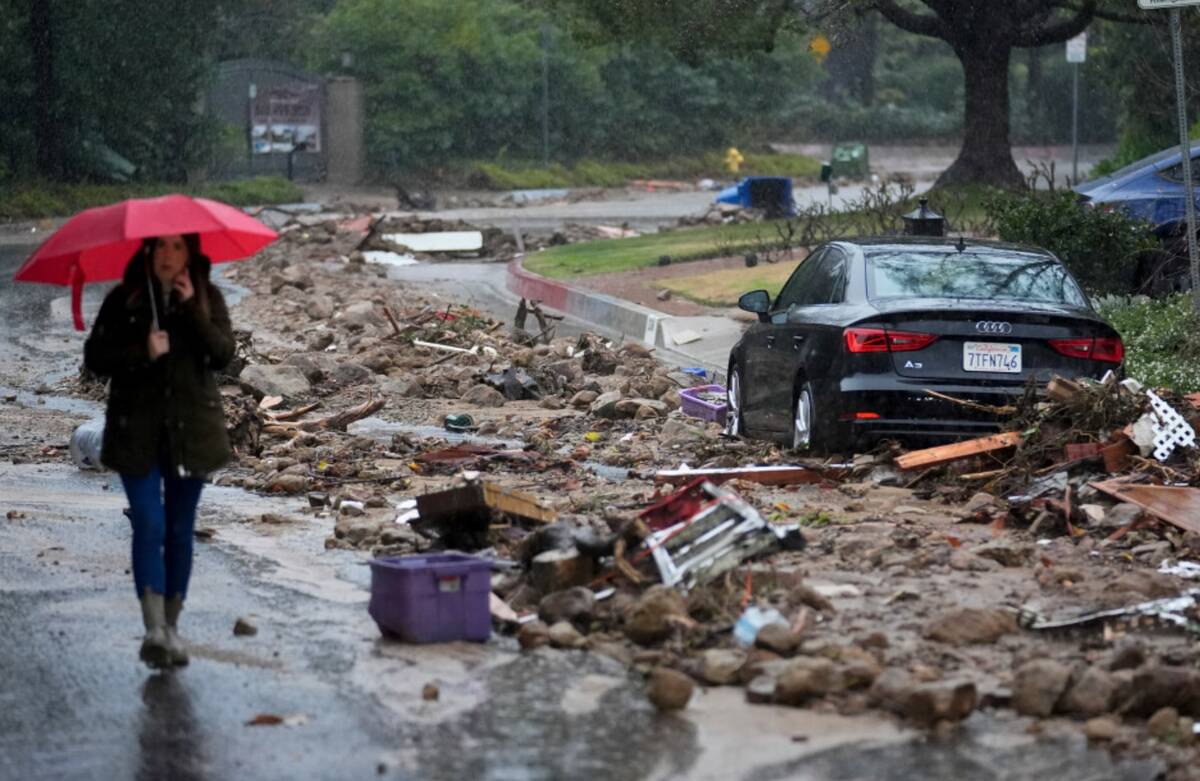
[679,384,728,425]
[368,554,492,643]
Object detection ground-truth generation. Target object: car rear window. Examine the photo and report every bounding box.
[865,250,1089,307]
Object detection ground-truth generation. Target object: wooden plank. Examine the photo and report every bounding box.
[1046,376,1084,403]
[1090,481,1200,535]
[894,431,1023,472]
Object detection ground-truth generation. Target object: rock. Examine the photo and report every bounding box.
[624,586,689,645]
[548,621,587,649]
[284,354,327,383]
[790,582,835,613]
[570,390,599,408]
[461,384,507,407]
[589,391,622,418]
[538,587,596,626]
[907,680,978,726]
[307,331,335,351]
[755,623,800,656]
[963,492,998,514]
[331,363,373,386]
[1012,659,1072,718]
[635,405,660,420]
[1078,504,1107,525]
[949,551,1000,572]
[422,683,439,701]
[615,398,668,418]
[531,549,595,594]
[972,541,1031,567]
[339,301,378,327]
[269,474,310,494]
[700,649,747,686]
[518,621,551,650]
[307,295,334,320]
[240,364,311,398]
[1083,717,1120,741]
[1108,640,1147,672]
[545,360,581,384]
[233,617,258,636]
[647,668,694,711]
[923,608,1017,646]
[1148,707,1180,740]
[1102,503,1143,529]
[656,289,672,301]
[746,675,777,704]
[1060,666,1117,718]
[1123,666,1200,718]
[836,646,883,689]
[539,396,566,410]
[659,418,708,447]
[775,658,844,705]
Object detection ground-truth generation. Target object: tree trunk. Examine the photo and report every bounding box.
[936,44,1024,190]
[1027,46,1045,145]
[28,0,63,179]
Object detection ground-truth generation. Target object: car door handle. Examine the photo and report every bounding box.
[792,335,805,351]
[765,335,776,349]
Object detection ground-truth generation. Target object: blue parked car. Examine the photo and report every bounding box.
[1075,142,1200,292]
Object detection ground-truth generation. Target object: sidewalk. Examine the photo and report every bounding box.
[506,256,745,379]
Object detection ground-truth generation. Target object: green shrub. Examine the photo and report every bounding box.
[0,177,302,220]
[986,189,1158,295]
[1095,294,1200,393]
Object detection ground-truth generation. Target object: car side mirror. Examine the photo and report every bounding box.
[738,289,772,323]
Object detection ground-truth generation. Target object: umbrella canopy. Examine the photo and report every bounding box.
[14,194,278,330]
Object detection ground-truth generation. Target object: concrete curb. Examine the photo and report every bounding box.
[507,257,672,348]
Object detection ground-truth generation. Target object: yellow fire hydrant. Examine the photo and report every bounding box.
[724,147,744,174]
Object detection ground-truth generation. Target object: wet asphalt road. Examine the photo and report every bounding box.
[0,232,1170,781]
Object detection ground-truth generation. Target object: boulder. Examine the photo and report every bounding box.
[624,586,689,645]
[699,649,747,686]
[775,658,843,705]
[538,587,596,626]
[1060,666,1117,718]
[647,668,694,711]
[1012,659,1072,718]
[547,621,588,649]
[589,391,622,418]
[461,384,507,407]
[570,390,599,408]
[518,621,551,650]
[240,364,311,398]
[923,608,1017,646]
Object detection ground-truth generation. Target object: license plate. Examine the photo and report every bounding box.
[963,342,1022,373]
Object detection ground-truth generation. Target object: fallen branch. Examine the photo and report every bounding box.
[267,402,321,422]
[263,395,385,434]
[920,388,1016,416]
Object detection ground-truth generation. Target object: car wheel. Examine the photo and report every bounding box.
[725,365,745,437]
[793,382,830,451]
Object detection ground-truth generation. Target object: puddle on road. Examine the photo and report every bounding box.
[0,385,102,417]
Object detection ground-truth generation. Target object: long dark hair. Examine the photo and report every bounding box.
[122,233,211,319]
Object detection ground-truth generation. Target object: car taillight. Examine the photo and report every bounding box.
[844,327,937,353]
[1048,337,1124,363]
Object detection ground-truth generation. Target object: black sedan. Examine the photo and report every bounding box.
[725,237,1124,450]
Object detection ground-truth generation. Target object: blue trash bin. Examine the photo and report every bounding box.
[714,176,795,218]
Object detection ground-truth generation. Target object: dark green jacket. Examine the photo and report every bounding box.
[84,258,235,478]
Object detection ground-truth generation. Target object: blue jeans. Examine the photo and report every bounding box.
[120,462,204,600]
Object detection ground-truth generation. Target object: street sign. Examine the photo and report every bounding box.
[1138,0,1200,8]
[1066,32,1087,63]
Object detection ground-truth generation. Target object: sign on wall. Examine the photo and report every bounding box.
[251,84,321,155]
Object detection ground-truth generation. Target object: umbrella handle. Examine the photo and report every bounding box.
[69,265,85,332]
[144,265,160,331]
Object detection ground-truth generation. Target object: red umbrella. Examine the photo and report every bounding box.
[14,193,278,330]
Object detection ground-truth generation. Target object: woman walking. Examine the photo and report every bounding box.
[84,233,235,669]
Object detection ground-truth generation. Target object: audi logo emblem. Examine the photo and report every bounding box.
[975,321,1013,335]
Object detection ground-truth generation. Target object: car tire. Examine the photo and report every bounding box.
[725,365,745,437]
[792,381,828,451]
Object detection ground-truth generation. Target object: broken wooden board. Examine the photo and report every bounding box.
[1046,376,1084,403]
[895,432,1023,472]
[654,465,830,487]
[416,481,556,527]
[1090,480,1200,535]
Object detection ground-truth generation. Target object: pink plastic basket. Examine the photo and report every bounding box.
[679,384,728,425]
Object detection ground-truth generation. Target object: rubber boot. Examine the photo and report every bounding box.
[139,590,170,669]
[163,596,189,667]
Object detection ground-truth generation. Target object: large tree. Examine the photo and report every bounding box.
[865,0,1148,188]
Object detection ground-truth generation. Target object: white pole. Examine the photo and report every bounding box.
[1072,63,1080,183]
[1169,8,1200,307]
